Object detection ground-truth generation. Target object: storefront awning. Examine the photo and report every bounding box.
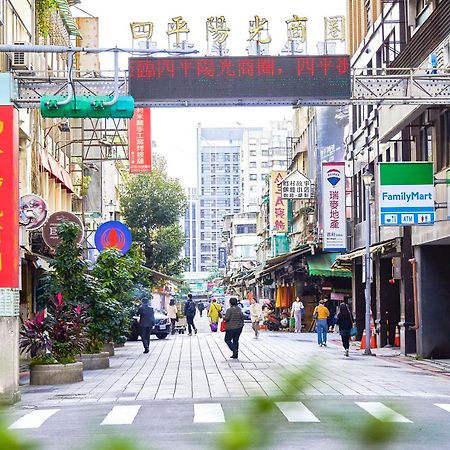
[39,147,74,193]
[259,244,312,277]
[306,253,352,278]
[55,0,82,37]
[334,239,399,264]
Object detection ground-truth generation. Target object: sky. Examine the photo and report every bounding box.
[78,0,346,186]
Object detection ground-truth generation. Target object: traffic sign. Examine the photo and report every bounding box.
[379,162,435,226]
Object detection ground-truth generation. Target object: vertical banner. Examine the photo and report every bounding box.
[129,107,151,173]
[270,171,288,233]
[322,162,346,252]
[0,106,19,288]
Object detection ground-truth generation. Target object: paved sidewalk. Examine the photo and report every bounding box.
[18,317,450,406]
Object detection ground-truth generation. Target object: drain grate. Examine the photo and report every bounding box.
[53,393,88,399]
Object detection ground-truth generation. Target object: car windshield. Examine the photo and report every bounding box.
[240,300,251,308]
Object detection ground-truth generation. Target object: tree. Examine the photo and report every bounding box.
[120,158,188,276]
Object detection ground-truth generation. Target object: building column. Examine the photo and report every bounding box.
[0,289,21,404]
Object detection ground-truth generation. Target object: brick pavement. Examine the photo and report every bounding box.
[19,316,450,406]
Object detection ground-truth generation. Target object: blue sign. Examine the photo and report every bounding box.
[218,247,227,269]
[94,221,132,254]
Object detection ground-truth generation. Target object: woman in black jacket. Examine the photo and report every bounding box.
[224,297,245,359]
[336,303,354,357]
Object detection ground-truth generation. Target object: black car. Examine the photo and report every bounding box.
[129,309,171,341]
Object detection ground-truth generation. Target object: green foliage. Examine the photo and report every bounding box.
[40,222,95,308]
[120,161,187,276]
[28,354,57,367]
[0,415,37,450]
[36,0,57,38]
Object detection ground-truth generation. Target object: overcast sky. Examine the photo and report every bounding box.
[78,0,346,186]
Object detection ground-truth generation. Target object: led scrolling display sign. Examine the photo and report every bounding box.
[128,55,350,106]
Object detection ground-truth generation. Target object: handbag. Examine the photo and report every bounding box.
[220,320,227,332]
[210,322,218,332]
[350,325,357,337]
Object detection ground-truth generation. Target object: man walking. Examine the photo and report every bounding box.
[249,297,262,338]
[224,297,245,359]
[184,294,198,336]
[138,297,155,354]
[313,299,330,347]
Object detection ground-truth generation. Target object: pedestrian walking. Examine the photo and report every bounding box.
[224,297,245,359]
[249,298,262,338]
[138,297,155,354]
[166,298,178,335]
[208,298,222,332]
[336,302,354,357]
[184,294,198,336]
[313,299,330,347]
[197,301,205,317]
[291,296,304,333]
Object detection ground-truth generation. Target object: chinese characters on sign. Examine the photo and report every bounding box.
[322,162,346,251]
[280,170,312,199]
[42,211,84,249]
[324,16,346,42]
[248,15,271,44]
[282,15,308,55]
[206,16,230,56]
[167,16,193,49]
[271,171,288,233]
[129,55,351,105]
[0,106,19,288]
[129,108,151,173]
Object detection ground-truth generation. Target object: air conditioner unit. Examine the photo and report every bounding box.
[12,42,31,71]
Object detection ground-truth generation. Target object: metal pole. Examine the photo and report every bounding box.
[364,181,372,355]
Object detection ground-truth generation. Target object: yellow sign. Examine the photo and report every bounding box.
[324,16,345,42]
[270,171,288,233]
[130,22,154,40]
[248,15,271,44]
[286,15,307,43]
[167,16,190,46]
[206,16,230,45]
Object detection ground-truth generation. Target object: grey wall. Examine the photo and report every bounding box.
[416,245,450,358]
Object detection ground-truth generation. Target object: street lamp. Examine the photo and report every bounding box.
[362,168,374,355]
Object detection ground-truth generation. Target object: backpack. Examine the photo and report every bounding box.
[186,301,196,316]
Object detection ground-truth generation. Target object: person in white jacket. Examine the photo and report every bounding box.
[166,299,178,335]
[291,296,304,333]
[249,298,262,338]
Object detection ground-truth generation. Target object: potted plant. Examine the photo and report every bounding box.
[20,295,89,385]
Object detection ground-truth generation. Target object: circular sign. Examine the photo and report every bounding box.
[19,194,48,231]
[94,221,132,254]
[43,211,84,248]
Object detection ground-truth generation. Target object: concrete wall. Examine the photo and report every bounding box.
[0,317,20,404]
[416,245,450,358]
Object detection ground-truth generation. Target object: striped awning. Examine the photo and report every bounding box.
[55,0,82,37]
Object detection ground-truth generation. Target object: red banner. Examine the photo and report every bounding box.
[129,108,151,173]
[0,106,19,288]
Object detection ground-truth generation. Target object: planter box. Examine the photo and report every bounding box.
[30,362,83,385]
[77,352,110,370]
[102,343,115,356]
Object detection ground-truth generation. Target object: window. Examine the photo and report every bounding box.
[419,125,433,162]
[235,224,257,234]
[261,161,268,168]
[261,174,267,180]
[250,162,257,168]
[415,0,431,27]
[438,110,450,170]
[249,174,257,180]
[261,149,269,156]
[250,149,257,156]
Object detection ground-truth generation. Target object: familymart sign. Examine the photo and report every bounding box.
[379,162,435,226]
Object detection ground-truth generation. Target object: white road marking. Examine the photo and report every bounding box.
[100,405,141,425]
[9,409,59,429]
[194,403,225,423]
[355,402,412,423]
[276,402,320,422]
[435,404,450,413]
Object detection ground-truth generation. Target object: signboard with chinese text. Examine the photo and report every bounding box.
[0,106,19,288]
[129,55,350,106]
[322,162,346,252]
[129,107,151,173]
[218,247,227,269]
[379,162,435,226]
[43,211,84,248]
[270,171,288,233]
[279,170,312,199]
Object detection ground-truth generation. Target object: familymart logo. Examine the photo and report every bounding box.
[381,191,433,202]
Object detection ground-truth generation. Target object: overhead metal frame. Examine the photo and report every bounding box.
[9,67,450,107]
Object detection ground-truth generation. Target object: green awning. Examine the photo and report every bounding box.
[307,253,352,278]
[55,0,82,37]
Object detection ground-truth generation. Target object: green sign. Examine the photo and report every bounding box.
[379,162,434,226]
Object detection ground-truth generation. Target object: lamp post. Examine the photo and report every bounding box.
[362,168,374,355]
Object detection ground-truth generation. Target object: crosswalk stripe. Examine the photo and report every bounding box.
[101,405,141,425]
[435,403,450,413]
[194,403,225,423]
[355,402,412,423]
[9,409,59,429]
[276,402,320,423]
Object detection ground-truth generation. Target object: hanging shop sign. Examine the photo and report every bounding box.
[19,194,48,231]
[94,221,132,255]
[322,162,346,252]
[279,170,312,199]
[43,211,84,248]
[0,106,19,288]
[218,247,227,269]
[379,162,434,226]
[129,107,152,173]
[129,55,350,107]
[270,170,288,233]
